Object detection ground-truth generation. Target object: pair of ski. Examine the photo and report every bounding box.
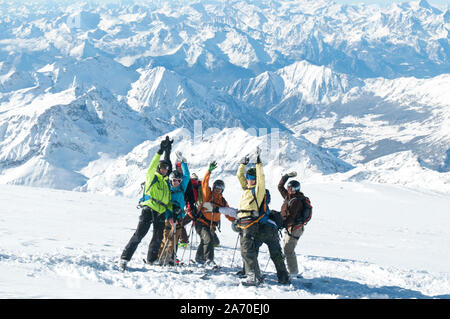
[236,273,313,288]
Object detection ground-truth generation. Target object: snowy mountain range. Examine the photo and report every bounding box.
[0,0,449,195]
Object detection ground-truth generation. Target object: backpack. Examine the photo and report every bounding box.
[268,209,284,230]
[288,195,312,230]
[300,196,312,225]
[251,188,270,215]
[251,189,283,230]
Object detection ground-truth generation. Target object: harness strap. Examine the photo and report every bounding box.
[286,225,303,239]
[138,194,169,211]
[237,214,265,230]
[138,175,170,211]
[197,217,219,228]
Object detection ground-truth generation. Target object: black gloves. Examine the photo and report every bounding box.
[256,146,261,164]
[158,136,174,154]
[239,156,249,165]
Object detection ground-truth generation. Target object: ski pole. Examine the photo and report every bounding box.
[173,223,177,266]
[230,233,240,268]
[158,225,173,265]
[186,221,195,265]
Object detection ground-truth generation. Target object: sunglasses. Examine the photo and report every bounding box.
[171,178,182,183]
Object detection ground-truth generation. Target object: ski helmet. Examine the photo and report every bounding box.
[169,170,183,184]
[213,179,225,190]
[246,168,256,180]
[158,160,170,171]
[287,180,301,192]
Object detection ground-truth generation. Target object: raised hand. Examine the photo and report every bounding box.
[256,146,261,163]
[160,136,174,152]
[239,156,249,165]
[176,151,186,163]
[208,161,218,172]
[287,171,297,177]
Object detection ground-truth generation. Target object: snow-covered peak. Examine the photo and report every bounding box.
[0,0,448,195]
[277,60,359,104]
[69,40,104,59]
[338,151,450,195]
[80,127,352,197]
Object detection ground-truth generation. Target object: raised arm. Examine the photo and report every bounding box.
[237,164,248,190]
[145,152,161,187]
[180,162,190,192]
[278,174,289,199]
[254,162,266,205]
[201,169,212,201]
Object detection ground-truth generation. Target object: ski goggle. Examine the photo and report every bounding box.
[246,174,256,180]
[214,185,225,190]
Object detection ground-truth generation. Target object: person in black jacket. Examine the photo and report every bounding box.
[174,160,197,248]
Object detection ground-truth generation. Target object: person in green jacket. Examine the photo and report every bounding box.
[237,147,266,286]
[119,136,173,271]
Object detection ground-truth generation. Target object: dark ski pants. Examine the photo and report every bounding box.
[255,224,289,281]
[121,206,165,263]
[239,222,261,282]
[195,222,216,263]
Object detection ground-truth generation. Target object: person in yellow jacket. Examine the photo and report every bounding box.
[119,136,173,271]
[237,148,266,286]
[194,161,234,268]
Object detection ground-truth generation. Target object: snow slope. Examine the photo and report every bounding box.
[1,182,449,299]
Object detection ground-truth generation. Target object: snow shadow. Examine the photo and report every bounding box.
[291,276,449,299]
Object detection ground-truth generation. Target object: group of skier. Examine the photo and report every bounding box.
[119,136,312,287]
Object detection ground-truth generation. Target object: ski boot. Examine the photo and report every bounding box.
[119,259,128,271]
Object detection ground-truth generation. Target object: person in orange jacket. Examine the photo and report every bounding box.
[194,161,235,268]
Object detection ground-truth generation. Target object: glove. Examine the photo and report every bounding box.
[239,156,249,165]
[287,171,297,177]
[160,136,173,153]
[283,171,297,179]
[208,161,217,172]
[256,146,261,164]
[175,151,186,163]
[157,141,164,155]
